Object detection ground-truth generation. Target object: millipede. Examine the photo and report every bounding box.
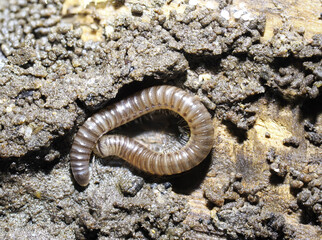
[70,85,214,186]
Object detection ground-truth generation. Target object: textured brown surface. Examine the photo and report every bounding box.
[0,0,321,239]
[233,0,322,40]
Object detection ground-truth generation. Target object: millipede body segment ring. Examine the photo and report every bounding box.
[70,85,214,186]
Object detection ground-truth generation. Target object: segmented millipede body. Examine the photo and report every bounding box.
[70,85,214,186]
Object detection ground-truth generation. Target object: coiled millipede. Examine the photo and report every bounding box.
[70,85,214,186]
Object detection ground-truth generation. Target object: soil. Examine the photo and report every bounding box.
[0,0,321,239]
